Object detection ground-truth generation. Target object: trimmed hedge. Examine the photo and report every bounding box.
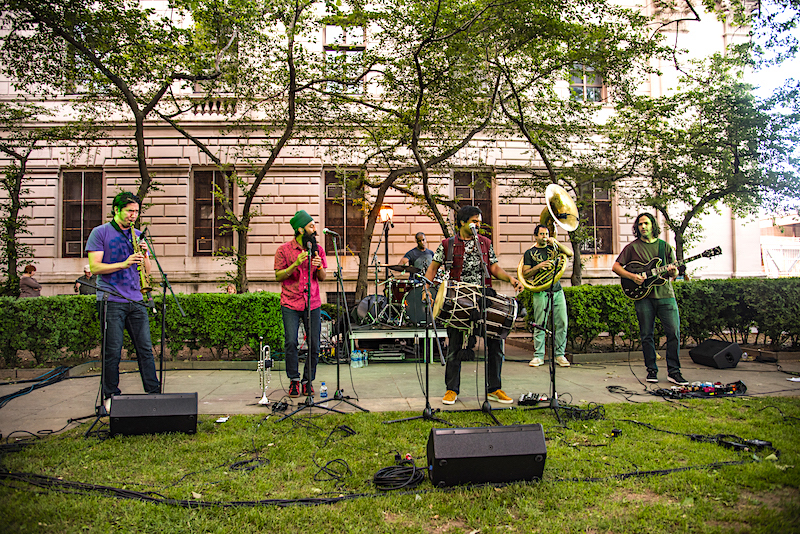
[517,277,800,352]
[3,278,798,367]
[1,292,284,367]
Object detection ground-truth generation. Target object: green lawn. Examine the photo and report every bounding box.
[1,397,799,533]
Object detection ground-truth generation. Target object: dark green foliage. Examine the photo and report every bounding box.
[0,292,283,367]
[519,277,800,351]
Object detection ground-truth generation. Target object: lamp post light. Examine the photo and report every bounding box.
[379,205,393,279]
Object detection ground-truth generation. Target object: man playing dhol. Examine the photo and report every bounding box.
[86,192,160,412]
[612,213,688,386]
[274,210,328,398]
[522,224,573,368]
[424,206,523,406]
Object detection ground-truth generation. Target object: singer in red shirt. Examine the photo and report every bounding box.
[274,210,328,398]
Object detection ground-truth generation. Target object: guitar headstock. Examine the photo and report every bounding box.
[703,246,722,258]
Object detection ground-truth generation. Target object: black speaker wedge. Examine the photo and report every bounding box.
[110,392,198,437]
[689,340,742,369]
[427,423,546,487]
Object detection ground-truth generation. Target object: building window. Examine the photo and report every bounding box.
[580,187,613,254]
[194,170,234,256]
[62,170,102,257]
[454,171,493,240]
[570,65,604,103]
[324,170,364,255]
[324,25,365,94]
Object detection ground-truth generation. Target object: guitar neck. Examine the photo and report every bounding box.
[648,252,703,277]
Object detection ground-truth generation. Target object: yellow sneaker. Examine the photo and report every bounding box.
[487,389,513,404]
[556,356,571,367]
[442,390,458,405]
[529,357,544,367]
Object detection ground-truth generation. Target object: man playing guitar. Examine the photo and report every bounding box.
[612,213,689,386]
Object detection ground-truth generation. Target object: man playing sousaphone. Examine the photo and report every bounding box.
[521,224,573,368]
[423,206,522,406]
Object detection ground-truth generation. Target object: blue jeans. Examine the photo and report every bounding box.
[444,326,503,395]
[98,301,160,399]
[282,306,321,383]
[634,298,681,375]
[532,289,567,359]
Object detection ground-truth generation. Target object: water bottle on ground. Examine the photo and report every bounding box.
[320,382,328,406]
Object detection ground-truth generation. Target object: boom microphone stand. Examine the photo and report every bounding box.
[141,230,187,391]
[280,238,346,421]
[527,256,564,425]
[327,229,368,412]
[384,276,450,425]
[76,280,151,437]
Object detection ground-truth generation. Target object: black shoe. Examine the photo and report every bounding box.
[302,381,314,396]
[288,381,301,398]
[668,372,688,386]
[646,369,658,383]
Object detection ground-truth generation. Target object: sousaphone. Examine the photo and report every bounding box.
[518,184,579,292]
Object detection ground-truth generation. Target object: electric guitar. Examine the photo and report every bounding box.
[620,246,722,300]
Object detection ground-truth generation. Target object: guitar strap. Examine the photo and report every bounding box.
[658,239,666,267]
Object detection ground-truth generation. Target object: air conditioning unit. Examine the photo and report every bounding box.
[66,241,83,255]
[326,184,343,199]
[196,239,212,253]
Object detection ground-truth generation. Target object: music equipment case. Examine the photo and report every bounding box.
[689,340,742,369]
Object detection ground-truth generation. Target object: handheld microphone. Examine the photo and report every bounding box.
[323,228,340,237]
[468,222,479,236]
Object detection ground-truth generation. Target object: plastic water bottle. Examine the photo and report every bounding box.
[363,350,368,367]
[351,350,359,368]
[356,350,364,368]
[320,382,328,406]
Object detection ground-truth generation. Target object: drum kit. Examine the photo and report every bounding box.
[355,263,518,340]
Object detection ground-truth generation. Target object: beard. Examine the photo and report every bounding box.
[301,232,318,255]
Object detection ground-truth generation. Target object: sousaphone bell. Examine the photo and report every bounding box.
[518,184,579,292]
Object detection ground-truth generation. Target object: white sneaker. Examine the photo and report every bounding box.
[529,357,544,367]
[103,397,112,414]
[556,356,571,367]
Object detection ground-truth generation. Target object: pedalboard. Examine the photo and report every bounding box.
[518,392,548,406]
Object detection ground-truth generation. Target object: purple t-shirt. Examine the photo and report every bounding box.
[85,222,145,303]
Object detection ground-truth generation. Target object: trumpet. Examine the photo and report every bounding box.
[132,227,153,295]
[257,336,272,405]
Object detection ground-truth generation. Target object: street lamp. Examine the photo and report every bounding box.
[379,205,393,279]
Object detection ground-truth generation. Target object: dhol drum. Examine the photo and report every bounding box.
[432,281,518,339]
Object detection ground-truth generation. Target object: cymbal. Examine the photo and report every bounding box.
[387,264,420,274]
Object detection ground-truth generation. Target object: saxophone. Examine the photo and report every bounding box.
[132,227,153,295]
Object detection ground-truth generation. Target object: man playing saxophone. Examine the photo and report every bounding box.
[521,224,573,368]
[86,191,160,413]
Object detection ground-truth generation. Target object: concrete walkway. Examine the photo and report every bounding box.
[1,345,798,437]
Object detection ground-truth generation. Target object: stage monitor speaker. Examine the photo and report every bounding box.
[689,340,742,369]
[427,423,546,487]
[110,392,198,437]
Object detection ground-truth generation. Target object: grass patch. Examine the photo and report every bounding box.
[1,398,799,533]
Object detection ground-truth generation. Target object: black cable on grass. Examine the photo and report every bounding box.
[0,458,756,507]
[752,404,800,422]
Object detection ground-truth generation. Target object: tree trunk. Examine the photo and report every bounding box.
[570,233,583,286]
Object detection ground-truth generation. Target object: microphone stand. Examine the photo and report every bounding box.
[75,280,150,437]
[329,231,368,412]
[526,255,564,425]
[472,225,502,425]
[384,276,450,425]
[280,239,346,421]
[141,231,186,392]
